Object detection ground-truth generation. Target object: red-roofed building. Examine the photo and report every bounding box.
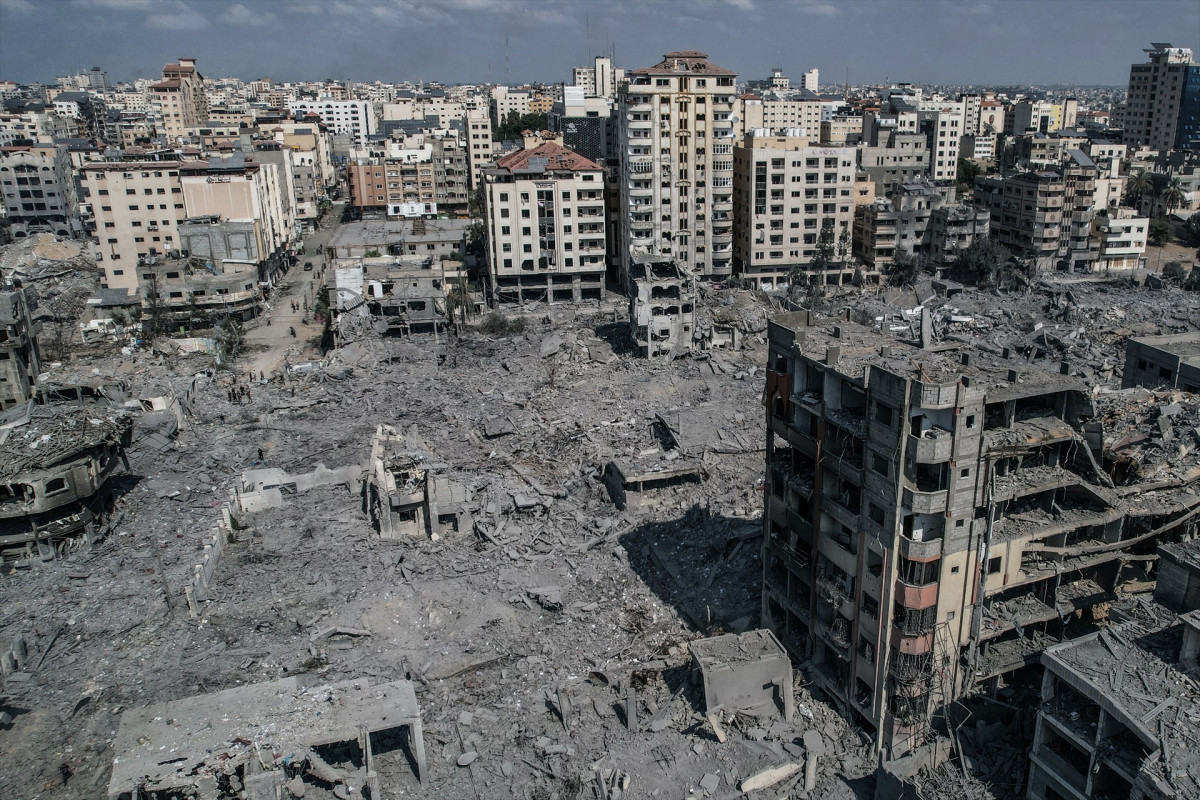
[484,132,606,304]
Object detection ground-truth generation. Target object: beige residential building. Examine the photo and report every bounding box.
[484,134,606,304]
[618,50,738,283]
[738,92,823,139]
[732,131,857,289]
[1091,210,1148,272]
[179,155,293,266]
[1123,43,1197,150]
[82,161,187,295]
[148,58,207,141]
[465,99,494,189]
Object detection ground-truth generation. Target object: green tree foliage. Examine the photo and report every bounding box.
[1148,216,1171,247]
[956,158,983,195]
[493,111,549,142]
[1182,214,1200,247]
[946,237,1007,286]
[885,250,921,286]
[1159,177,1186,214]
[1125,169,1152,209]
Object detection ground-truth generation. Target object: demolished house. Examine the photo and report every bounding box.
[760,310,1200,758]
[330,256,463,344]
[0,401,132,559]
[0,282,43,410]
[367,423,470,538]
[628,254,696,358]
[1028,540,1200,800]
[107,676,427,799]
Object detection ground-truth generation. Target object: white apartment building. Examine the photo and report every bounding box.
[921,106,963,182]
[802,68,818,93]
[618,50,738,282]
[82,162,187,295]
[1091,211,1148,272]
[287,99,375,147]
[732,131,856,289]
[465,99,494,189]
[149,58,208,141]
[571,56,622,100]
[739,92,823,139]
[489,86,531,126]
[484,134,606,304]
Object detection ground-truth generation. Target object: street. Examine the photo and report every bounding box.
[241,202,344,379]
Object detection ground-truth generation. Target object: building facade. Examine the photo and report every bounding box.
[617,51,738,283]
[1123,43,1199,151]
[484,135,606,304]
[149,57,207,141]
[732,132,856,289]
[0,144,81,238]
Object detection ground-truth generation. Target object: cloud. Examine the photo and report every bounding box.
[143,0,209,30]
[725,0,756,10]
[219,2,277,25]
[799,1,841,17]
[70,0,157,10]
[0,0,36,13]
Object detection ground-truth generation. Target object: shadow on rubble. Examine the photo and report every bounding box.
[617,503,763,636]
[593,320,637,357]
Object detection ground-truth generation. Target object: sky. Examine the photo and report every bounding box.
[0,0,1197,88]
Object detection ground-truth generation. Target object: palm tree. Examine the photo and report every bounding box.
[1126,169,1152,210]
[1159,177,1186,215]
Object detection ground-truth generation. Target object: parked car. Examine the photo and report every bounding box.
[304,262,314,271]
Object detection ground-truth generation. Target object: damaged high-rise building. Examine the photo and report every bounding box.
[627,254,696,357]
[760,311,1200,758]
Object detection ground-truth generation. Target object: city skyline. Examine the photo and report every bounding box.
[0,0,1197,88]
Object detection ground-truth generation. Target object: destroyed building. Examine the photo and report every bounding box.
[367,424,470,538]
[107,676,426,799]
[0,281,42,410]
[1122,332,1200,393]
[1028,540,1200,800]
[628,254,695,357]
[0,402,132,560]
[760,310,1200,758]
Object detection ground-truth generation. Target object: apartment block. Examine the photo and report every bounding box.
[853,183,984,272]
[347,127,469,217]
[149,58,207,141]
[974,150,1098,273]
[761,313,1200,757]
[1090,210,1148,272]
[465,99,494,190]
[1123,43,1199,151]
[732,131,856,289]
[0,144,81,238]
[738,91,823,139]
[484,134,606,304]
[618,51,738,283]
[858,112,928,198]
[287,99,375,148]
[82,161,187,296]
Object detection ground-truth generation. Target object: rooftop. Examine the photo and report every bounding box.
[629,51,735,77]
[494,141,601,174]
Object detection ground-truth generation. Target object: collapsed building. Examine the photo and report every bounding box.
[366,423,470,538]
[628,254,696,357]
[760,310,1200,758]
[0,401,132,560]
[1123,332,1200,393]
[107,676,427,799]
[0,281,43,410]
[1028,541,1200,800]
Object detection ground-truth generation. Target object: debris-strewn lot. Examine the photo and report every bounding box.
[2,259,1199,799]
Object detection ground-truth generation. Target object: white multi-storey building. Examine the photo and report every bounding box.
[733,131,856,289]
[617,50,738,282]
[287,99,375,147]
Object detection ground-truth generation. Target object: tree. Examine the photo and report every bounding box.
[1148,216,1171,247]
[1159,177,1185,215]
[956,158,983,195]
[947,237,1006,286]
[885,250,920,286]
[1181,213,1200,247]
[493,111,549,142]
[836,224,852,267]
[1125,169,1152,210]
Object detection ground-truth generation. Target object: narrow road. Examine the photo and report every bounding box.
[242,203,344,380]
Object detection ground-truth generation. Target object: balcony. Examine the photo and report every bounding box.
[894,578,938,609]
[898,533,943,560]
[903,486,948,514]
[908,427,953,463]
[629,159,653,174]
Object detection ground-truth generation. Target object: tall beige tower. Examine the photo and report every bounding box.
[617,51,738,284]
